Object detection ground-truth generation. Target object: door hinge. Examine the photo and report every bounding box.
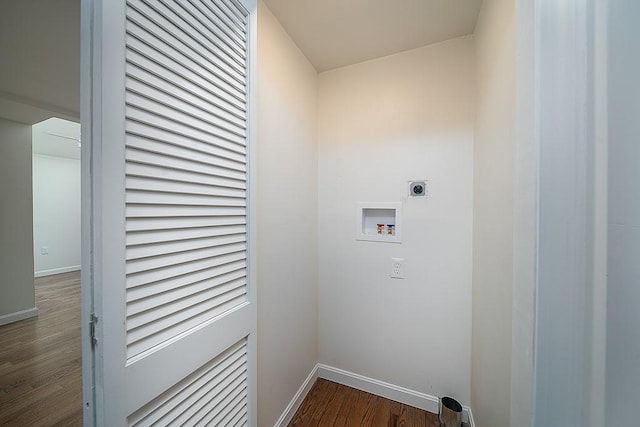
[90,314,99,346]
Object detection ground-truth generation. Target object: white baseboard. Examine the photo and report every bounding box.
[466,404,475,426]
[0,307,38,326]
[275,363,475,427]
[317,364,440,413]
[34,265,80,278]
[273,365,319,427]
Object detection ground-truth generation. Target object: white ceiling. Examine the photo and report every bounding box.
[0,0,80,124]
[32,117,81,160]
[0,0,481,123]
[262,0,483,72]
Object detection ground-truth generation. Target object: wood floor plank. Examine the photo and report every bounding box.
[356,390,377,426]
[388,400,402,427]
[348,388,376,426]
[313,378,350,425]
[332,378,361,426]
[0,271,82,426]
[399,403,428,427]
[370,395,391,427]
[289,379,440,427]
[310,379,340,426]
[290,378,329,426]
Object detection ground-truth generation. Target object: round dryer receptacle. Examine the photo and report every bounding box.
[409,180,427,197]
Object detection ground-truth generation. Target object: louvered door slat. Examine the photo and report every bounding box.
[126,134,246,173]
[127,224,246,245]
[126,190,245,209]
[127,339,248,426]
[126,120,245,158]
[162,355,247,426]
[126,104,245,148]
[126,162,246,190]
[125,63,246,128]
[126,148,245,181]
[126,205,246,219]
[187,0,246,49]
[197,382,247,426]
[126,216,246,232]
[126,279,245,330]
[126,266,246,303]
[126,47,245,119]
[126,90,246,145]
[127,1,246,93]
[226,398,249,426]
[127,234,245,260]
[203,1,246,40]
[125,30,245,112]
[126,176,246,199]
[154,0,246,67]
[126,251,245,291]
[126,289,247,357]
[127,276,245,318]
[128,0,246,83]
[146,0,246,76]
[126,77,246,137]
[219,0,247,26]
[126,243,246,276]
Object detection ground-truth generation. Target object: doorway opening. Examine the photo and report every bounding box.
[0,117,82,425]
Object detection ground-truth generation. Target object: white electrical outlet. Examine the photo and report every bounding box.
[391,258,404,279]
[41,247,49,255]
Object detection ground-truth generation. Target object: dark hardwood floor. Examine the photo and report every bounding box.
[0,271,82,426]
[289,378,442,427]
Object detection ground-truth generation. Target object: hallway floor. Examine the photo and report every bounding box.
[0,271,82,426]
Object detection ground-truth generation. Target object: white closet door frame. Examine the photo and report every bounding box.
[80,0,257,424]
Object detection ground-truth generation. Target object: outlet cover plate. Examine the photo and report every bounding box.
[391,258,404,279]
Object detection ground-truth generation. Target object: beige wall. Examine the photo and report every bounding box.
[256,2,318,425]
[471,0,515,426]
[0,117,36,323]
[32,154,81,276]
[607,1,640,424]
[318,37,475,405]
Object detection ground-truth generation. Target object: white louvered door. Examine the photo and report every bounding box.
[81,0,257,425]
